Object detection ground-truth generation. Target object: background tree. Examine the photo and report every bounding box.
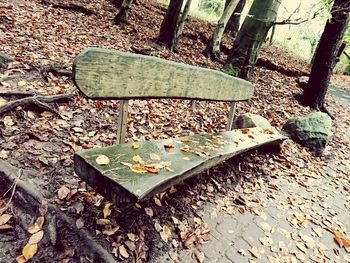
[204,0,240,60]
[298,0,350,116]
[114,0,134,28]
[224,0,282,79]
[157,0,185,50]
[225,0,246,37]
[176,0,192,38]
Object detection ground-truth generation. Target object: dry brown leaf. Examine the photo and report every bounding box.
[22,243,38,261]
[0,224,13,231]
[28,230,44,244]
[127,233,138,241]
[96,155,110,166]
[57,185,70,200]
[96,218,111,225]
[0,214,12,226]
[16,255,27,263]
[192,249,204,263]
[103,203,112,218]
[332,229,350,248]
[103,226,119,236]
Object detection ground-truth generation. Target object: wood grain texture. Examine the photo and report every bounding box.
[74,127,286,204]
[73,48,254,101]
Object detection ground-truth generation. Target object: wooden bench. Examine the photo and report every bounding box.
[72,48,286,205]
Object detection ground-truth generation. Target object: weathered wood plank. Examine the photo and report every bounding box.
[73,48,254,101]
[74,127,286,204]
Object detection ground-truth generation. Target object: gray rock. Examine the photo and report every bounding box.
[232,113,272,129]
[0,51,12,65]
[283,111,332,155]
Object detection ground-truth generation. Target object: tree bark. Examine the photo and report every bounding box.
[224,0,282,79]
[176,0,192,38]
[157,0,185,51]
[204,0,240,60]
[114,0,134,28]
[299,0,350,112]
[225,0,246,37]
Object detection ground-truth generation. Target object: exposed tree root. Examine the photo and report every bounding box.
[256,58,309,77]
[40,0,97,16]
[0,92,73,115]
[0,161,117,263]
[0,90,40,98]
[40,65,72,80]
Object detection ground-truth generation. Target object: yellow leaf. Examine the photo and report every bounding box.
[154,197,162,207]
[119,245,129,258]
[160,225,171,242]
[22,243,38,261]
[130,164,147,174]
[28,230,44,244]
[96,155,110,166]
[132,155,144,164]
[150,153,161,161]
[0,214,12,226]
[16,255,27,263]
[132,143,140,149]
[103,203,112,218]
[144,207,153,217]
[28,217,44,234]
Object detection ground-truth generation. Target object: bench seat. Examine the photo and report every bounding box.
[74,127,286,205]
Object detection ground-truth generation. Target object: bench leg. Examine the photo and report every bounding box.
[116,99,129,144]
[226,102,237,131]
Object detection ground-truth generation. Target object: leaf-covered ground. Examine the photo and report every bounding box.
[0,0,349,262]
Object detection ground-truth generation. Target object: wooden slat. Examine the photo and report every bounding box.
[116,99,129,144]
[74,127,286,204]
[73,48,254,101]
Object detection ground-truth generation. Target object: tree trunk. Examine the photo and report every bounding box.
[157,0,185,51]
[204,0,240,60]
[114,0,134,28]
[224,0,281,79]
[299,0,350,113]
[225,0,246,37]
[176,0,192,38]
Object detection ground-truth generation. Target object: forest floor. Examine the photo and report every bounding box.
[0,0,349,262]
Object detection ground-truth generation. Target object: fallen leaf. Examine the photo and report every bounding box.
[150,153,161,161]
[332,229,350,248]
[96,219,111,225]
[154,197,162,206]
[121,162,132,167]
[103,225,119,236]
[0,149,9,159]
[132,155,144,163]
[57,185,70,200]
[76,217,84,229]
[22,243,38,261]
[16,255,27,263]
[132,142,140,149]
[0,214,12,226]
[192,249,204,263]
[249,246,261,258]
[144,207,153,217]
[154,221,162,232]
[160,225,171,242]
[28,230,44,244]
[103,203,112,218]
[130,164,147,174]
[96,155,110,166]
[127,233,138,241]
[0,224,13,231]
[28,217,44,234]
[119,245,129,258]
[3,116,14,126]
[238,249,247,256]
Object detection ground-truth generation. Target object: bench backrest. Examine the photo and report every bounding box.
[73,48,254,101]
[72,48,255,144]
